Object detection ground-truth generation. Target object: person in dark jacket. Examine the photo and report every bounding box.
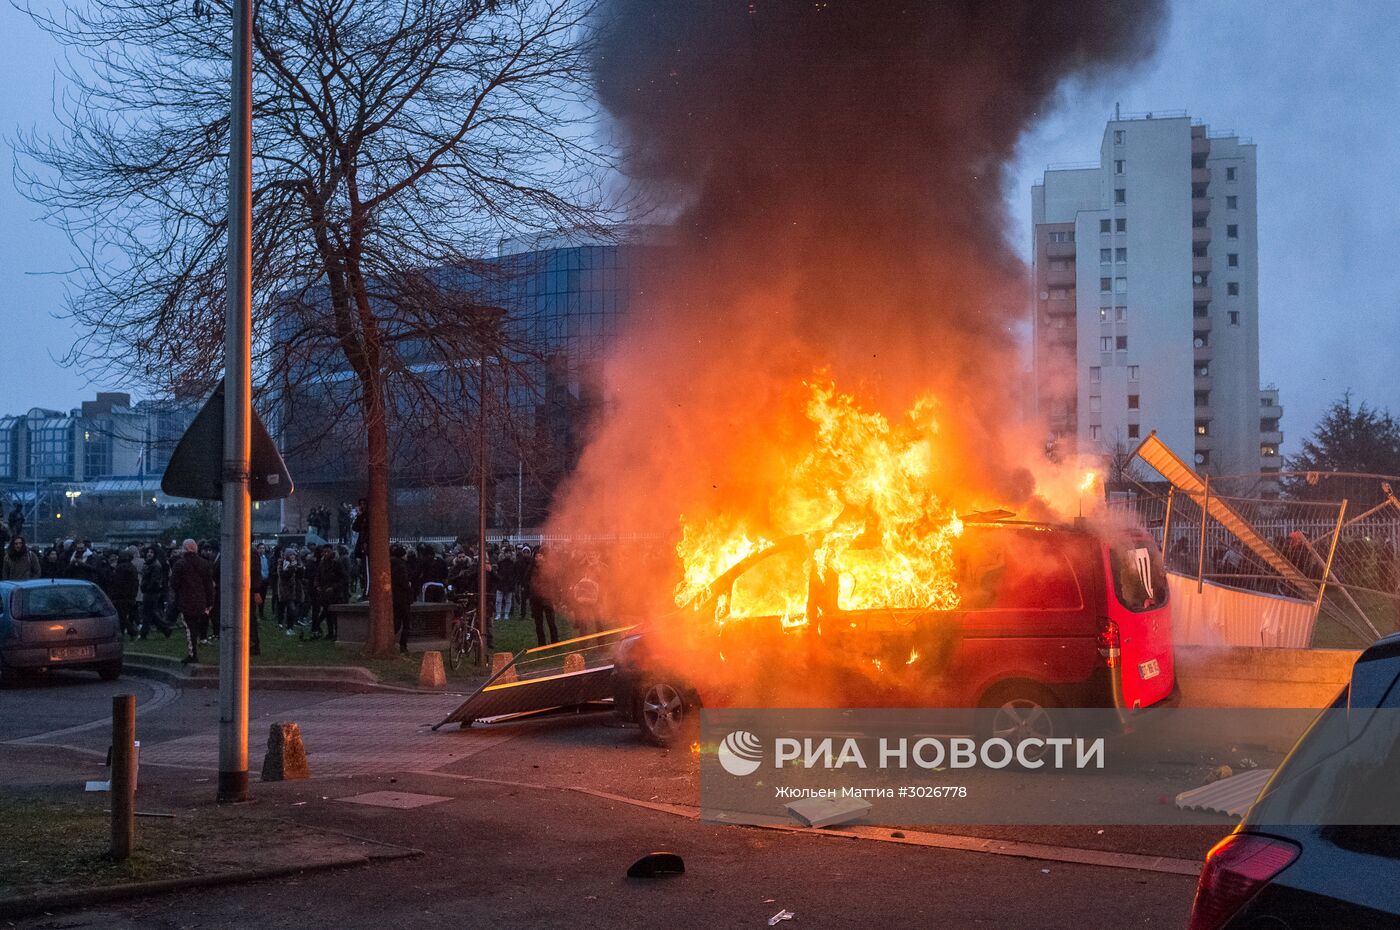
[7,502,23,539]
[109,551,141,639]
[311,545,347,641]
[350,498,368,597]
[390,545,413,654]
[528,547,558,646]
[248,546,265,656]
[65,539,99,583]
[139,546,169,638]
[1,536,41,580]
[169,539,215,663]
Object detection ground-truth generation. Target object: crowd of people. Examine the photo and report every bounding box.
[0,511,617,664]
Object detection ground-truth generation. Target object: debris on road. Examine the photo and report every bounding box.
[626,851,685,878]
[784,796,871,828]
[768,909,795,925]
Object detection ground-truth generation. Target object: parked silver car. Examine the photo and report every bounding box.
[0,579,123,682]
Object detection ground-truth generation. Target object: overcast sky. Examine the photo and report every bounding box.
[0,1,1394,452]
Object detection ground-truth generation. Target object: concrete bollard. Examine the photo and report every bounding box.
[261,722,310,782]
[563,653,586,674]
[419,651,448,689]
[491,651,518,684]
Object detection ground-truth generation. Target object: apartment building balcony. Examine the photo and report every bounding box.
[1193,255,1212,275]
[1192,135,1211,157]
[1192,196,1211,215]
[1260,429,1284,445]
[1260,402,1283,419]
[1192,167,1211,186]
[1192,226,1212,245]
[1193,285,1213,303]
[1194,435,1215,451]
[1193,405,1215,421]
[1194,345,1212,363]
[1193,316,1212,333]
[1195,376,1213,392]
[1044,268,1076,288]
[1045,241,1076,260]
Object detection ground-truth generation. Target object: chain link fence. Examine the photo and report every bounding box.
[1110,471,1400,648]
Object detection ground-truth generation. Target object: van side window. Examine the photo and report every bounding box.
[956,532,1081,610]
[993,543,1082,609]
[726,548,809,622]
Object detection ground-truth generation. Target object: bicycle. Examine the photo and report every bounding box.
[447,594,484,670]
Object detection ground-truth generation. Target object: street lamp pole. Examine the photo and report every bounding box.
[218,0,254,804]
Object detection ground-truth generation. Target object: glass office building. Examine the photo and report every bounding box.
[275,238,651,530]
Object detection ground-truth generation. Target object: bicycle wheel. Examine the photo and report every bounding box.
[465,612,484,666]
[448,623,466,670]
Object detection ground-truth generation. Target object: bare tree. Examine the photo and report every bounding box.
[15,0,612,655]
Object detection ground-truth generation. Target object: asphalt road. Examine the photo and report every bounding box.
[1,676,1217,928]
[0,668,162,741]
[6,769,1200,930]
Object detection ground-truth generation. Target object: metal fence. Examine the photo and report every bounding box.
[1109,476,1400,648]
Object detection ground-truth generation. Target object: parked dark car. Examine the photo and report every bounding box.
[614,519,1177,745]
[1186,632,1400,930]
[0,579,124,682]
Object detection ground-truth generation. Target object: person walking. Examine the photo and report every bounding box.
[390,544,413,655]
[109,550,141,639]
[168,539,214,664]
[1,536,41,580]
[139,546,169,638]
[278,549,305,632]
[248,545,265,657]
[311,545,347,641]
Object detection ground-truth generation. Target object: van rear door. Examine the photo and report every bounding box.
[1103,534,1174,710]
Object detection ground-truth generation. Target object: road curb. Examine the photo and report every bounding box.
[0,846,422,920]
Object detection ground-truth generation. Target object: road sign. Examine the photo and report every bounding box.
[160,379,293,502]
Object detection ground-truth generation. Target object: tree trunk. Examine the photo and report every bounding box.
[361,379,397,658]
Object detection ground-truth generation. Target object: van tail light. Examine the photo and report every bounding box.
[1096,616,1120,668]
[1187,833,1300,930]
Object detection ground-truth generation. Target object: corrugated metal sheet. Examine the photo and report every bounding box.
[1175,768,1275,819]
[1168,573,1317,647]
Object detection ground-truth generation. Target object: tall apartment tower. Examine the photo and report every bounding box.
[1031,111,1281,485]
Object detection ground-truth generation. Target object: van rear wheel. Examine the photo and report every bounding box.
[979,683,1059,766]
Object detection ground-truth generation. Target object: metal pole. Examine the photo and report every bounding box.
[1197,475,1209,593]
[218,0,253,804]
[111,694,136,861]
[1313,499,1349,616]
[477,356,488,661]
[517,459,523,539]
[1160,487,1175,561]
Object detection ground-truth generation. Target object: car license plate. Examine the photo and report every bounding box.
[1139,658,1160,680]
[50,645,96,662]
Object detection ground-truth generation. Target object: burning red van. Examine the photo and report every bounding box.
[613,519,1177,745]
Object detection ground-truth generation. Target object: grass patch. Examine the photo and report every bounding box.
[0,794,236,898]
[0,792,384,902]
[128,611,580,687]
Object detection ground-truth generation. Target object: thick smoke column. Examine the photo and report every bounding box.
[547,1,1165,610]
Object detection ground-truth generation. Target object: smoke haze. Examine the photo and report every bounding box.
[546,0,1166,613]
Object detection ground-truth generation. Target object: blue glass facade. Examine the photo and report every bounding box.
[280,242,647,498]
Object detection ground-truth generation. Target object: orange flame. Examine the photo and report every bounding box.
[674,378,964,623]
